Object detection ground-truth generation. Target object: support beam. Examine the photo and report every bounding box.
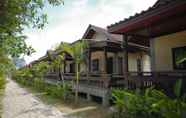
[64,61,66,73]
[113,53,118,74]
[150,39,156,71]
[86,49,91,80]
[103,47,108,74]
[88,49,91,73]
[87,93,91,101]
[123,34,129,79]
[102,90,110,107]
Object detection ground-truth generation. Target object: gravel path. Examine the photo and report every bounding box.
[2,78,66,118]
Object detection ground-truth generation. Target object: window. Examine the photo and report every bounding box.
[92,59,99,71]
[172,46,186,70]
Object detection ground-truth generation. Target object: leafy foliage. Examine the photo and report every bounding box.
[0,0,63,56]
[0,49,15,77]
[112,82,186,118]
[33,78,46,91]
[0,0,64,83]
[13,60,72,101]
[32,62,50,78]
[45,83,71,100]
[0,77,6,90]
[62,40,88,102]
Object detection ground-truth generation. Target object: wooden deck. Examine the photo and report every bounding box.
[44,71,186,97]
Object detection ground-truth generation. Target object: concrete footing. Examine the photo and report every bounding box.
[73,84,111,106]
[102,93,110,107]
[87,94,92,101]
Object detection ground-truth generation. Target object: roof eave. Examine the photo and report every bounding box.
[108,1,186,34]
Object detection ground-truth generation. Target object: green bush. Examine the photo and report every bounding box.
[45,83,72,100]
[13,61,72,102]
[33,78,46,91]
[112,80,186,118]
[0,77,6,90]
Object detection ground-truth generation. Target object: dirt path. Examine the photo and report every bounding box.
[2,78,66,118]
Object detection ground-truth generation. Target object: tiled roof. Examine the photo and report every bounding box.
[153,0,174,8]
[107,0,180,29]
[83,24,123,42]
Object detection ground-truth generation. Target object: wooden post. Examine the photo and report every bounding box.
[150,39,155,71]
[88,49,91,73]
[123,34,129,79]
[103,47,107,74]
[114,53,118,74]
[87,49,91,81]
[64,61,66,73]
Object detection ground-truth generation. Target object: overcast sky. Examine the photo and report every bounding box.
[24,0,157,63]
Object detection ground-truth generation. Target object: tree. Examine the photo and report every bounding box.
[0,49,15,79]
[0,0,64,78]
[62,40,88,103]
[50,51,66,85]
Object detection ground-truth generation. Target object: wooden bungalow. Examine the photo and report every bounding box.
[61,24,151,105]
[108,0,186,95]
[28,0,186,105]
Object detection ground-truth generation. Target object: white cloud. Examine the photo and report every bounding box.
[25,0,157,63]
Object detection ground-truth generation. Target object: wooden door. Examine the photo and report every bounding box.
[107,57,113,74]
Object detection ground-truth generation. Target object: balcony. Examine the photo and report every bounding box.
[45,71,186,96]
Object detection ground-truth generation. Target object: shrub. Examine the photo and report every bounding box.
[33,78,46,91]
[32,62,50,79]
[112,80,186,118]
[0,76,6,90]
[13,61,72,102]
[45,83,72,100]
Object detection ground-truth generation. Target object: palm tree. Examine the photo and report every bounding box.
[62,40,88,103]
[49,50,66,85]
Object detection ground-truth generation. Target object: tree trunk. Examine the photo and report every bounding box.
[61,71,65,86]
[75,63,79,103]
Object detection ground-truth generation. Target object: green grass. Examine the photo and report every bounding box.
[0,90,4,117]
[0,78,6,118]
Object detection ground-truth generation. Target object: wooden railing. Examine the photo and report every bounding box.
[127,71,186,78]
[45,72,58,79]
[79,73,112,88]
[125,71,186,96]
[45,71,186,94]
[63,72,113,88]
[63,73,75,81]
